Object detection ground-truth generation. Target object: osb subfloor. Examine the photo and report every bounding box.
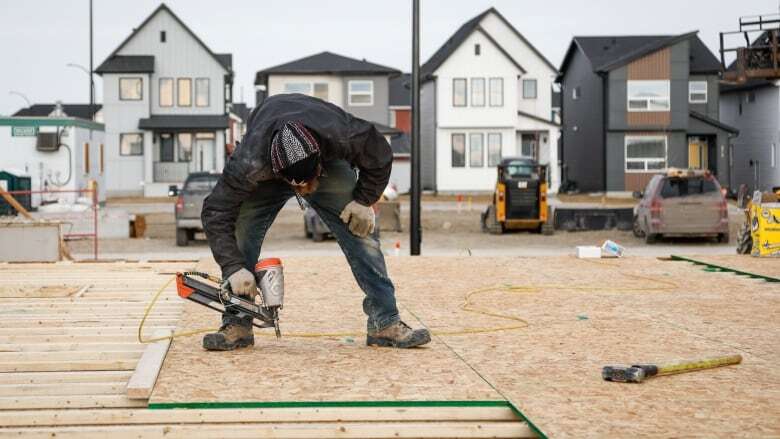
[151,256,780,438]
[684,254,780,279]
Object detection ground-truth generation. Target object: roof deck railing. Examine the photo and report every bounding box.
[720,13,780,82]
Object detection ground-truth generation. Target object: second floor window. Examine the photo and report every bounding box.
[348,80,373,106]
[453,78,467,107]
[489,78,503,106]
[689,81,707,103]
[178,78,192,107]
[195,78,210,107]
[159,78,173,107]
[522,79,537,99]
[627,80,670,112]
[119,77,142,100]
[471,78,485,106]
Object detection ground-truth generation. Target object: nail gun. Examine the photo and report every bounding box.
[176,258,285,338]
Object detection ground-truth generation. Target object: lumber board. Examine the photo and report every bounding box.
[0,371,132,385]
[0,406,519,427]
[0,360,138,372]
[126,329,172,399]
[0,342,145,352]
[0,381,127,396]
[0,335,146,344]
[0,394,147,410]
[0,351,141,362]
[0,326,174,336]
[0,421,532,438]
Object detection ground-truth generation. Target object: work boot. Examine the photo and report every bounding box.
[366,321,431,348]
[202,324,254,351]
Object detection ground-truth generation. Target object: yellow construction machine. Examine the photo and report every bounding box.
[736,185,780,257]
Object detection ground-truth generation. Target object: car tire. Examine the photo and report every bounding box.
[736,224,752,254]
[632,215,645,238]
[176,228,189,247]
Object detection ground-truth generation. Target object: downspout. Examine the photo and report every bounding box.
[602,73,609,193]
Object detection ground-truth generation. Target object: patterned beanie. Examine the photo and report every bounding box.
[270,121,320,182]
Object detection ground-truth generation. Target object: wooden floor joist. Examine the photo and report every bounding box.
[126,329,172,399]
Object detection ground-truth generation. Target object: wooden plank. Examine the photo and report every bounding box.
[0,421,531,438]
[0,343,145,352]
[0,319,177,327]
[126,329,172,399]
[0,351,141,362]
[0,371,132,385]
[0,335,144,344]
[0,381,127,396]
[0,394,147,410]
[0,326,174,336]
[0,360,138,372]
[0,406,520,426]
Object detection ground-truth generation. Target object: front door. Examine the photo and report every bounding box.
[519,133,538,160]
[688,137,708,170]
[195,133,216,172]
[160,133,174,162]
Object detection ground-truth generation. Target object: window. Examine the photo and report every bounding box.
[469,133,484,167]
[177,133,192,162]
[522,79,537,99]
[453,78,467,107]
[119,133,143,156]
[572,86,580,100]
[284,83,312,94]
[489,78,503,106]
[627,80,670,111]
[99,144,104,174]
[177,78,192,106]
[313,83,329,100]
[195,78,209,107]
[83,143,90,174]
[625,136,667,172]
[475,44,481,55]
[159,78,173,107]
[160,31,166,42]
[451,133,465,167]
[119,77,142,100]
[689,81,707,103]
[660,177,718,198]
[471,78,485,106]
[487,133,502,166]
[348,80,373,105]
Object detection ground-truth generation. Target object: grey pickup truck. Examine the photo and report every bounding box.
[170,172,220,246]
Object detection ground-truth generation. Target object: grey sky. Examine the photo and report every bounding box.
[0,0,776,116]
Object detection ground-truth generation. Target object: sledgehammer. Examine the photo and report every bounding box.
[602,355,742,383]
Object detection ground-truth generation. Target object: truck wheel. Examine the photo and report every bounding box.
[736,224,752,254]
[482,206,503,235]
[632,215,645,238]
[176,228,189,247]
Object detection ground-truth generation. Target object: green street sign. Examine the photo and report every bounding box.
[11,126,38,137]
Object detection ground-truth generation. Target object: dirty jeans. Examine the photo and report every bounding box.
[222,159,400,333]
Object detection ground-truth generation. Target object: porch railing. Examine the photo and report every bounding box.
[153,162,190,183]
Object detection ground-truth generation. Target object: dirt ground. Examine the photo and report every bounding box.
[69,201,743,259]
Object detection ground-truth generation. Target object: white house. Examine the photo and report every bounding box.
[95,4,233,197]
[420,8,561,193]
[0,113,107,205]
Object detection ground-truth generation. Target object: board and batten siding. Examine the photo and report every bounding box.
[116,9,227,116]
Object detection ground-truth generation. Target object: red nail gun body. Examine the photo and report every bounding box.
[176,258,285,337]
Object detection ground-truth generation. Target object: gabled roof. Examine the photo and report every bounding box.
[95,55,154,74]
[96,4,231,75]
[559,32,720,75]
[255,52,399,84]
[389,73,411,107]
[13,104,102,120]
[421,7,555,79]
[689,111,739,134]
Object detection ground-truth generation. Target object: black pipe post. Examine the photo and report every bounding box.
[89,0,95,114]
[410,0,421,255]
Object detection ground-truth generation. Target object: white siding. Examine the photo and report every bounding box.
[436,128,515,192]
[118,9,227,115]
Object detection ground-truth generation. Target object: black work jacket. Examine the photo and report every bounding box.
[201,93,393,278]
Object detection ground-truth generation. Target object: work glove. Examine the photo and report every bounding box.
[227,268,257,299]
[339,200,375,238]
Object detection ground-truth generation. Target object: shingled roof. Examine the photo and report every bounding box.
[560,32,721,75]
[255,52,399,84]
[389,73,411,107]
[421,8,556,79]
[95,55,154,74]
[13,104,102,120]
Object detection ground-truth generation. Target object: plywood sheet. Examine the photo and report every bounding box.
[150,256,780,438]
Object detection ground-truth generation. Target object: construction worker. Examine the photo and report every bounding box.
[200,93,431,351]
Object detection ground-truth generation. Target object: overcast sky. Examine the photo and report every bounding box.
[1,0,777,115]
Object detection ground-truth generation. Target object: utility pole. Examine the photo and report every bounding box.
[410,0,422,255]
[89,0,95,113]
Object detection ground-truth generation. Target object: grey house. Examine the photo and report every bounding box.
[558,32,739,193]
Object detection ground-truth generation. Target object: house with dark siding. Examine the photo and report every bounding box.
[557,32,739,193]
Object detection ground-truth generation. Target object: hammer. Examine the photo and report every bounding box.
[602,355,742,383]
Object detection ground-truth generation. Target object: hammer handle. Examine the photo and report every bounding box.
[656,355,742,377]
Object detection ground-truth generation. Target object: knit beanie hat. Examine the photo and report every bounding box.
[270,121,321,183]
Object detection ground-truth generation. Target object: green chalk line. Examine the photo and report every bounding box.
[148,399,546,438]
[670,255,780,283]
